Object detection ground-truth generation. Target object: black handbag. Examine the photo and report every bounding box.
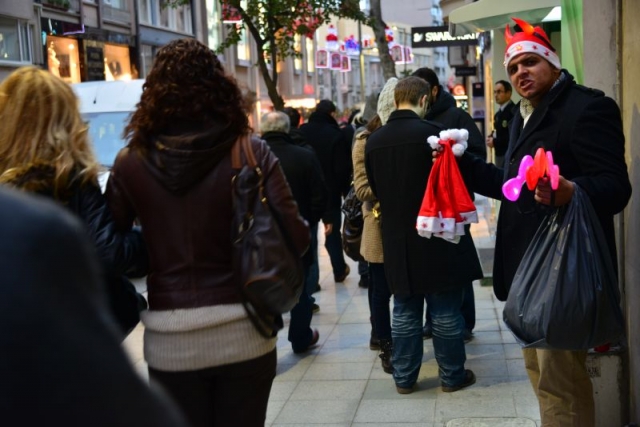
[231,135,304,338]
[341,183,365,263]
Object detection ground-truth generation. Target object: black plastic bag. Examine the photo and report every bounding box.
[503,185,625,350]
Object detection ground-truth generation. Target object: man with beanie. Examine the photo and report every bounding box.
[411,67,484,342]
[301,100,353,284]
[453,18,631,426]
[365,76,483,394]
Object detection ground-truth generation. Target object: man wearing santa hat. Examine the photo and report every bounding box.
[452,18,631,426]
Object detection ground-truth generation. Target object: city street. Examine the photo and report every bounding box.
[123,196,542,427]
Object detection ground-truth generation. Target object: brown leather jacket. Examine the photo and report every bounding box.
[106,131,309,311]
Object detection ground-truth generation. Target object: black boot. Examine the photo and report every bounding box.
[369,332,380,350]
[379,339,393,374]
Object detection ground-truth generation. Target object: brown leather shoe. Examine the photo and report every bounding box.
[441,369,476,392]
[396,384,414,394]
[334,265,350,282]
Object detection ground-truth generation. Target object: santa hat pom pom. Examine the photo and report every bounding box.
[448,129,461,141]
[460,140,468,149]
[459,129,469,141]
[439,130,451,141]
[427,135,440,149]
[452,143,466,157]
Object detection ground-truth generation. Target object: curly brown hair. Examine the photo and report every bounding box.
[125,38,249,149]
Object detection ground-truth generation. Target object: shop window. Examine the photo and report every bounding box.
[104,43,132,81]
[0,16,32,63]
[47,35,80,83]
[103,0,127,10]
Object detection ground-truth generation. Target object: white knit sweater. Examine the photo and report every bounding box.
[141,303,276,372]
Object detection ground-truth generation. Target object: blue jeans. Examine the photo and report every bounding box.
[370,262,392,341]
[393,288,466,388]
[425,282,475,331]
[289,265,315,352]
[325,208,347,279]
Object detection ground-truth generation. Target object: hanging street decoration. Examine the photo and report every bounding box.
[315,49,329,68]
[330,51,342,70]
[326,24,339,51]
[340,55,351,72]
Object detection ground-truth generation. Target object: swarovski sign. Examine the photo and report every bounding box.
[411,26,479,48]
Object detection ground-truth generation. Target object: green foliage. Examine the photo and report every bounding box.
[162,0,368,109]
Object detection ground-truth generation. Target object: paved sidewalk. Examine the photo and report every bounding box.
[123,195,541,426]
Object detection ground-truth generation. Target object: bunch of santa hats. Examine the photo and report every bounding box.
[416,129,478,244]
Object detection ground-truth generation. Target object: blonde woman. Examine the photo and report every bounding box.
[0,66,147,337]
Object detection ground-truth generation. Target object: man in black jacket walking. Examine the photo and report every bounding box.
[261,111,328,353]
[300,100,353,283]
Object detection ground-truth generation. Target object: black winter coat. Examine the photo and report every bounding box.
[427,88,487,160]
[492,100,516,156]
[0,188,187,427]
[300,112,353,210]
[365,110,483,295]
[460,71,632,300]
[0,165,147,336]
[262,131,328,266]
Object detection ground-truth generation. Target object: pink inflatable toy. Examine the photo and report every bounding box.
[502,148,560,202]
[502,155,533,202]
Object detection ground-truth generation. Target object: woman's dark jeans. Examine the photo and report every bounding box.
[369,262,392,341]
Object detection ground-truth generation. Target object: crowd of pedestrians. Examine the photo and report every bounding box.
[0,15,632,427]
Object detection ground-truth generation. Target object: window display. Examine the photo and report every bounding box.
[103,43,131,81]
[46,35,80,83]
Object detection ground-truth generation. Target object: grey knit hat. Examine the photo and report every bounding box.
[377,77,398,125]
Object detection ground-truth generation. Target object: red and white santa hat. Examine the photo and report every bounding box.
[504,17,560,71]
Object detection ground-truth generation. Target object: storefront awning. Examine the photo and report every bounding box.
[448,0,560,36]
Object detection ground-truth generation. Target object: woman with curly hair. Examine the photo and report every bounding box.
[106,38,309,427]
[0,66,147,337]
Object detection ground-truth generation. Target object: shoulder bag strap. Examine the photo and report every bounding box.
[231,136,242,170]
[231,134,258,170]
[241,134,258,169]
